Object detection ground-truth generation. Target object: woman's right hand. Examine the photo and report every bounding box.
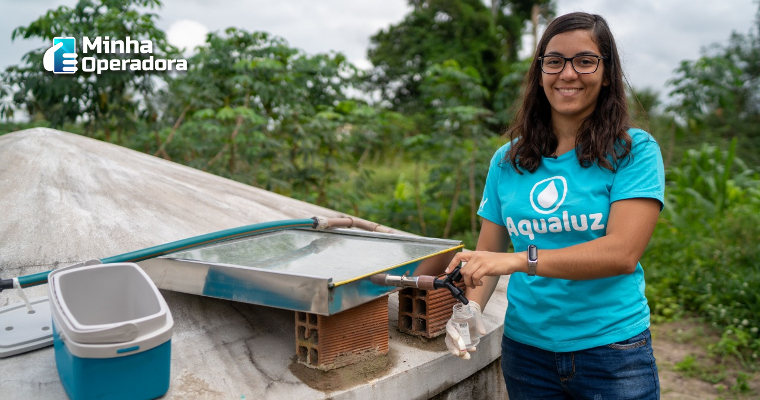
[446,251,524,287]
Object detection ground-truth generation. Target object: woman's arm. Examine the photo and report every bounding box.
[447,197,661,288]
[461,219,510,311]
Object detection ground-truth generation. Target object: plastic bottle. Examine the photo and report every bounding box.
[451,303,480,347]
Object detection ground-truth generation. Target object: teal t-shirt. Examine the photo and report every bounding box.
[477,128,665,352]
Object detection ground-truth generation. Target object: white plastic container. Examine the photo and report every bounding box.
[48,263,173,400]
[451,303,480,347]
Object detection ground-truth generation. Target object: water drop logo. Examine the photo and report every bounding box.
[529,176,567,214]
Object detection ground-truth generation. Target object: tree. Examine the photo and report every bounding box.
[3,0,178,143]
[369,0,533,114]
[376,60,495,239]
[367,0,554,116]
[157,28,382,211]
[422,61,492,236]
[491,0,555,61]
[667,5,760,165]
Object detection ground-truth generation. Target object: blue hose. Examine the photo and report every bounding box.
[7,218,318,290]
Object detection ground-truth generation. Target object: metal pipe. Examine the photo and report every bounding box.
[370,264,469,305]
[370,273,437,290]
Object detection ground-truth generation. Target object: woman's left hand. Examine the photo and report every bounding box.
[445,251,523,288]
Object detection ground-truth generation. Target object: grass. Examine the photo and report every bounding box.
[652,319,759,399]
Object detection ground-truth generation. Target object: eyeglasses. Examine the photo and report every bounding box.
[538,55,606,74]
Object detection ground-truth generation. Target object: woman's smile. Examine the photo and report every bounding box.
[555,87,584,96]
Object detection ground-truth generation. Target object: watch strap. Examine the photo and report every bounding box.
[527,244,538,276]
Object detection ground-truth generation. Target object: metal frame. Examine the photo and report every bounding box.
[138,229,463,315]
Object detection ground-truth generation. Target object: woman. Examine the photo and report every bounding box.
[444,12,664,399]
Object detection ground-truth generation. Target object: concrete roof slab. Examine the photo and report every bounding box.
[0,128,508,399]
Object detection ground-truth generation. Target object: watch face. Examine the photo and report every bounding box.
[528,245,538,261]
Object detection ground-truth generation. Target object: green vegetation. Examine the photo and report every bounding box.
[1,0,758,383]
[644,142,760,365]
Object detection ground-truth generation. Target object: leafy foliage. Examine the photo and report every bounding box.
[367,0,554,118]
[368,0,500,113]
[667,6,760,165]
[644,143,760,366]
[152,28,388,210]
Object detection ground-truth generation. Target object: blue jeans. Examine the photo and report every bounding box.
[501,329,660,399]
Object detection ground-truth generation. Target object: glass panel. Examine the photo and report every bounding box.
[163,230,455,282]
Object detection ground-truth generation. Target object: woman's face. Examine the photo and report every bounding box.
[540,29,607,125]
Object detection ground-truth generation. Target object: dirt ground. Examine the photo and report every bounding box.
[651,320,759,400]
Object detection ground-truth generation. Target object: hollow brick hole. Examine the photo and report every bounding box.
[400,315,412,331]
[415,299,427,314]
[297,346,308,362]
[297,325,306,340]
[309,348,319,364]
[401,297,413,313]
[414,317,426,332]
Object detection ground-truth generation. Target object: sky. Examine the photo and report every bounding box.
[1,0,758,104]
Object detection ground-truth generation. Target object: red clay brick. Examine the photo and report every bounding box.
[295,296,389,370]
[397,280,466,338]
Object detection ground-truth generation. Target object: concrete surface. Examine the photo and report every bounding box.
[0,128,508,399]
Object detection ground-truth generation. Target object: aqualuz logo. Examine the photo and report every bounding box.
[505,175,605,240]
[530,176,567,214]
[43,36,187,75]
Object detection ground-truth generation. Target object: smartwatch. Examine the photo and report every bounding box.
[527,245,538,276]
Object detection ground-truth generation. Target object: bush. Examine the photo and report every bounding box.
[644,142,760,366]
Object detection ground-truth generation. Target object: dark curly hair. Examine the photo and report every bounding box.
[507,12,631,173]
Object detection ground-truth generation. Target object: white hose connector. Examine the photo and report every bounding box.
[13,277,35,313]
[314,216,330,230]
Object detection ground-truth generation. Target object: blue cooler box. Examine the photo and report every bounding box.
[48,263,173,400]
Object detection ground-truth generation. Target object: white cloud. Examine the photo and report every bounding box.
[155,0,410,69]
[166,19,208,55]
[1,0,757,102]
